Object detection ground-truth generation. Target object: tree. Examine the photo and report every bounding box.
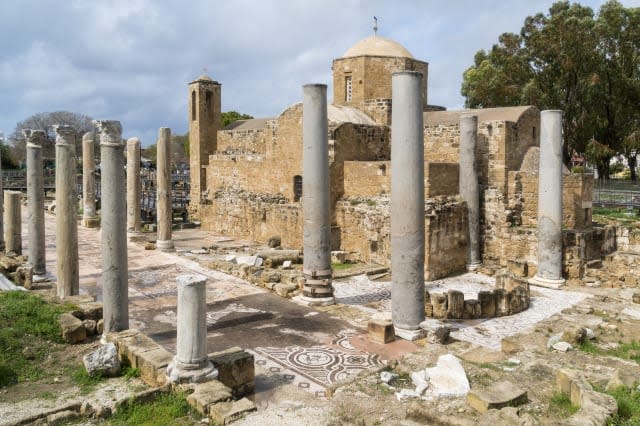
[461,1,640,177]
[621,131,640,181]
[9,111,95,165]
[221,111,253,128]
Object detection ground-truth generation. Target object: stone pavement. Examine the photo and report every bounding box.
[21,212,588,405]
[23,212,397,405]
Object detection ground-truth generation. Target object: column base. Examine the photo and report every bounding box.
[156,239,175,252]
[127,231,144,239]
[166,357,218,384]
[292,295,335,306]
[82,217,100,228]
[529,275,565,289]
[394,325,426,341]
[466,262,482,271]
[33,273,50,283]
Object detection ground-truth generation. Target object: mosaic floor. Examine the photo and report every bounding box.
[334,273,589,350]
[252,331,385,397]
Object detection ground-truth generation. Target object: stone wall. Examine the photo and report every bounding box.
[336,196,467,280]
[217,128,267,154]
[343,161,459,198]
[615,225,640,253]
[510,172,594,230]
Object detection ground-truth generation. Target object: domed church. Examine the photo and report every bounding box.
[187,32,597,281]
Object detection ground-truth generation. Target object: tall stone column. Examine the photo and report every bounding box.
[82,131,99,228]
[531,110,566,288]
[0,149,4,252]
[391,71,425,340]
[4,191,21,255]
[459,115,481,270]
[54,126,79,298]
[156,128,174,251]
[126,137,141,234]
[95,120,129,333]
[166,274,217,383]
[300,84,334,306]
[25,129,46,276]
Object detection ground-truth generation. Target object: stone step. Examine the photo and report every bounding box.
[467,381,528,413]
[209,397,257,425]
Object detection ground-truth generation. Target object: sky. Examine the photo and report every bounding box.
[1,0,638,147]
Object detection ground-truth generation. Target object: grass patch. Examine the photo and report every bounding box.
[606,386,640,425]
[593,207,640,224]
[123,366,141,380]
[69,365,105,394]
[579,340,640,363]
[332,262,356,271]
[109,392,201,425]
[548,392,579,418]
[0,291,76,387]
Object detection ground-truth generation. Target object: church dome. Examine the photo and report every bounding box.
[342,35,413,59]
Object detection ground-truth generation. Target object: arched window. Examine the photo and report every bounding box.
[191,91,197,121]
[293,175,303,202]
[205,90,212,118]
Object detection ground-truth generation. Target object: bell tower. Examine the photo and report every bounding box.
[188,74,221,215]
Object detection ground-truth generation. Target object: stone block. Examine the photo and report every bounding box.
[605,369,637,392]
[431,294,447,318]
[83,319,97,336]
[508,287,529,314]
[138,347,174,387]
[632,292,640,304]
[46,410,79,426]
[478,291,495,317]
[463,299,481,319]
[209,347,255,397]
[447,290,464,319]
[467,381,527,413]
[74,301,103,320]
[507,260,528,278]
[209,398,257,425]
[59,312,87,344]
[15,265,33,289]
[120,333,162,368]
[562,325,587,345]
[83,343,120,377]
[331,251,348,264]
[368,319,395,344]
[494,289,509,316]
[186,380,232,415]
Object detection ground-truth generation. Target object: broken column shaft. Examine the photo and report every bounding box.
[96,120,129,332]
[126,137,141,234]
[459,115,481,270]
[4,191,21,255]
[156,128,174,251]
[531,110,565,288]
[54,125,79,298]
[25,130,46,275]
[166,274,217,383]
[301,83,334,305]
[391,71,425,340]
[82,131,99,228]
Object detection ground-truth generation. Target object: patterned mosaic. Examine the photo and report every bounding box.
[252,331,385,394]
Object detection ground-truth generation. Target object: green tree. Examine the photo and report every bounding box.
[461,1,640,177]
[220,111,253,128]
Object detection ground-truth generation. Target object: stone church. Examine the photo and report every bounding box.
[187,34,604,281]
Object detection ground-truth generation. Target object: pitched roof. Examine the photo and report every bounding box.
[424,106,535,126]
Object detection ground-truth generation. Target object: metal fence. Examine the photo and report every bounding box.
[593,179,640,208]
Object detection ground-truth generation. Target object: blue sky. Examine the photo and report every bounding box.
[1,0,637,146]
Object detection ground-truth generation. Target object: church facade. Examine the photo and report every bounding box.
[187,34,602,280]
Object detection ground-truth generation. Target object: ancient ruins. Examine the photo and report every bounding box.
[2,31,640,426]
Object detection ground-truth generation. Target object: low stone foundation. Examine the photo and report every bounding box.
[425,270,530,320]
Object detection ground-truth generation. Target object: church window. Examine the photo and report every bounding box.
[293,175,303,202]
[191,91,196,121]
[205,90,212,117]
[345,76,352,102]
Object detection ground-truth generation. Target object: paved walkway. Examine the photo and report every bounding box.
[23,212,403,403]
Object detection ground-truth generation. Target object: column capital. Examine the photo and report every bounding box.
[53,125,75,145]
[26,129,46,148]
[82,131,96,143]
[94,120,123,146]
[126,137,141,147]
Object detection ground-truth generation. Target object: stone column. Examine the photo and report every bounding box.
[0,148,4,252]
[459,115,481,270]
[391,71,425,340]
[82,131,99,228]
[300,84,334,306]
[166,274,217,383]
[531,110,565,288]
[4,191,21,255]
[156,128,174,251]
[95,120,129,332]
[25,129,46,276]
[126,137,141,234]
[53,125,79,298]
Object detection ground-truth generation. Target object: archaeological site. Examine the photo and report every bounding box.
[2,24,640,426]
